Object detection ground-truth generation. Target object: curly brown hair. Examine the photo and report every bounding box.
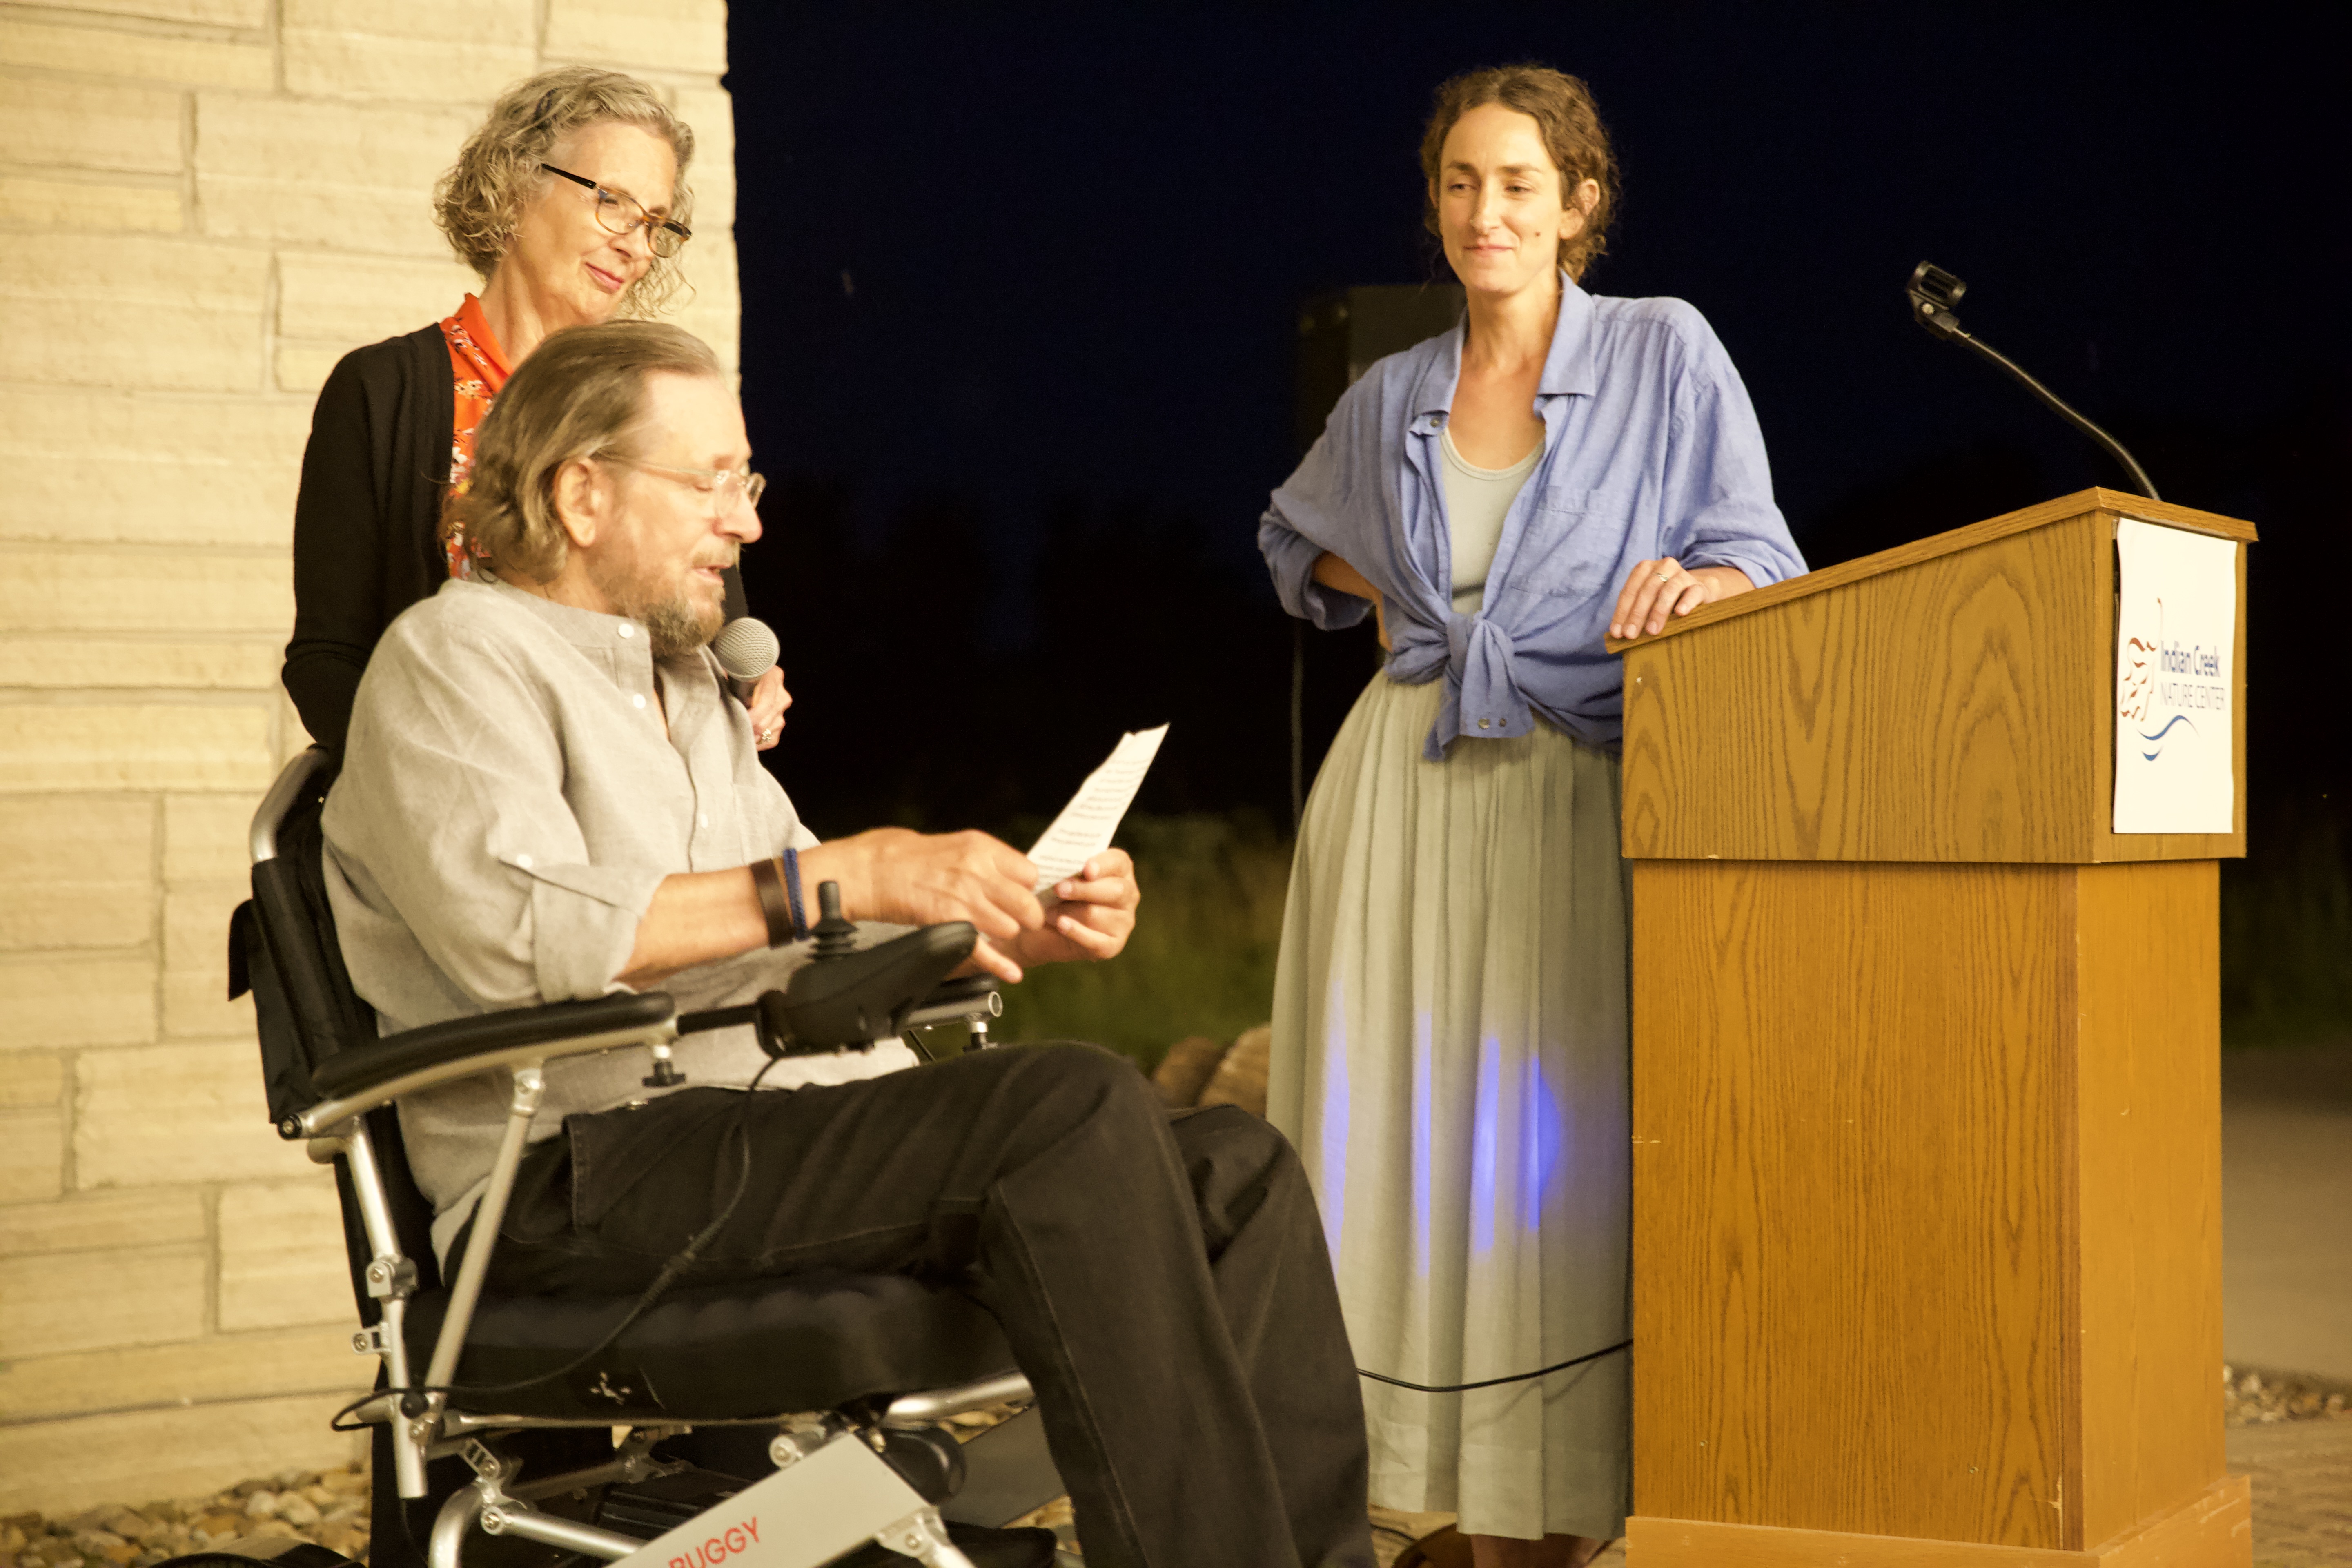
[1419,65,1620,281]
[434,67,698,317]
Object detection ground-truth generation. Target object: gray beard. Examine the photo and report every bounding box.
[642,595,717,658]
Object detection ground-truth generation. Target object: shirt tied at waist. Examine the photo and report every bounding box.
[1388,611,1534,761]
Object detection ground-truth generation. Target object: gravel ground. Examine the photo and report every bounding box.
[0,1466,372,1568]
[2225,1363,2352,1426]
[4,1373,2337,1568]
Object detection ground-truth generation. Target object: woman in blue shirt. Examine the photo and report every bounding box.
[1259,66,1804,1567]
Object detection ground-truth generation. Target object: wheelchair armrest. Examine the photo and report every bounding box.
[296,992,677,1134]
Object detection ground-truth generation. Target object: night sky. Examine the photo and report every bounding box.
[724,4,2347,837]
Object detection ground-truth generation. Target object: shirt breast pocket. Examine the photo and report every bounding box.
[1507,488,1630,601]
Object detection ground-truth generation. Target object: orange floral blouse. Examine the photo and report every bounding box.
[439,294,512,579]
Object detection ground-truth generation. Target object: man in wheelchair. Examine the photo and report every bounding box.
[292,320,1372,1568]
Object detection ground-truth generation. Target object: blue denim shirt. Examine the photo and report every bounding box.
[1260,279,1805,758]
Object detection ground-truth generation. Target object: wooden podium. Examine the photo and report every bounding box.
[1608,489,2258,1566]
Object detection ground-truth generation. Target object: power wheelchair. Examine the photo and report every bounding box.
[190,748,1072,1568]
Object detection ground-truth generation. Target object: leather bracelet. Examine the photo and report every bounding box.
[748,856,795,948]
[781,846,808,938]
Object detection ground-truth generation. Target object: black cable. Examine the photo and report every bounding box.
[1358,1338,1630,1394]
[1947,327,2160,501]
[334,1058,783,1435]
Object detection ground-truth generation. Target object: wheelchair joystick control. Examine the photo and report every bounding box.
[812,879,858,959]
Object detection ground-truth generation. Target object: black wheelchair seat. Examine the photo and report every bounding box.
[404,1272,1015,1422]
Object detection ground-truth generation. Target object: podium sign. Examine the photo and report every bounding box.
[2114,519,2238,834]
[1610,489,2256,1568]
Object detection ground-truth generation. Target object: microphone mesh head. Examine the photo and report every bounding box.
[711,617,780,681]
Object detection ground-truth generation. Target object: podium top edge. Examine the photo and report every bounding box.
[1606,486,2258,654]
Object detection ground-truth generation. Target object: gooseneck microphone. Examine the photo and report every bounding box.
[712,615,780,702]
[1906,261,2160,502]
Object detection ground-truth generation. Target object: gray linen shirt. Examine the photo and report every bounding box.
[322,575,917,1258]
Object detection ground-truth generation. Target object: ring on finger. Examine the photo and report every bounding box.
[1654,567,1675,583]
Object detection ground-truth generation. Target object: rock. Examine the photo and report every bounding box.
[198,1515,245,1540]
[319,1523,370,1557]
[1151,1036,1229,1107]
[242,1493,278,1521]
[275,1498,320,1529]
[302,1488,336,1510]
[2,1528,25,1553]
[250,1521,301,1541]
[1198,1024,1271,1117]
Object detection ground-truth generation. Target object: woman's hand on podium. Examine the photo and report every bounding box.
[1610,558,1754,641]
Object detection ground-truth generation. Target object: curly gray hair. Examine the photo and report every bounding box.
[434,67,698,316]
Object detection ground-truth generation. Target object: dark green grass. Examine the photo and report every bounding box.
[2222,802,2352,1049]
[961,812,1294,1072]
[917,800,2348,1067]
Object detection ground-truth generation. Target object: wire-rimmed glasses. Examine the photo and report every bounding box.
[540,163,692,258]
[598,453,766,517]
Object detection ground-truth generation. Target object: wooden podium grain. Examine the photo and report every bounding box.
[1608,489,2258,1566]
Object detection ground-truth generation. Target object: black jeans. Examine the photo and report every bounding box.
[472,1042,1374,1568]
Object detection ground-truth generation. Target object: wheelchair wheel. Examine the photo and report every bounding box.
[154,1541,359,1568]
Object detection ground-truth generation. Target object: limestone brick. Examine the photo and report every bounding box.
[166,791,264,883]
[284,0,535,45]
[0,1107,65,1202]
[0,72,184,176]
[271,342,347,395]
[0,546,292,633]
[275,249,479,353]
[0,1392,365,1518]
[0,173,183,234]
[0,1241,206,1358]
[0,701,277,793]
[0,636,282,690]
[164,878,251,1038]
[0,1326,361,1423]
[0,1187,205,1256]
[544,0,728,74]
[0,234,266,392]
[0,1051,65,1109]
[673,84,734,233]
[0,953,155,1051]
[195,93,480,257]
[75,1040,304,1186]
[42,0,270,27]
[283,28,536,105]
[669,239,740,372]
[0,17,273,91]
[0,795,156,950]
[217,1180,352,1331]
[0,388,308,548]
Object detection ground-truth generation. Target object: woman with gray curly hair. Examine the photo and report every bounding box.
[283,65,786,754]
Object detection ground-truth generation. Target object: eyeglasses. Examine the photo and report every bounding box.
[598,452,766,517]
[540,163,692,258]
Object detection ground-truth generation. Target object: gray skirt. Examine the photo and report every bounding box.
[1267,670,1630,1541]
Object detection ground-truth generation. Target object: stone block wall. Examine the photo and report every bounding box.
[0,0,737,1513]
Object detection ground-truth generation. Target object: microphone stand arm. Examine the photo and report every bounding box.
[1907,265,2160,502]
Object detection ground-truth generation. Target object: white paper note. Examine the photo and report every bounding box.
[1027,725,1168,894]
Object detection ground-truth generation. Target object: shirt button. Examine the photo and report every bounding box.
[514,853,533,869]
[617,625,634,639]
[699,813,710,828]
[1478,718,1491,730]
[632,694,646,709]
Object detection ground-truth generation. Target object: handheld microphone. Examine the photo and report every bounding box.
[712,616,779,703]
[1905,261,2160,501]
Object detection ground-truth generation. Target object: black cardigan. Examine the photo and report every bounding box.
[283,323,749,752]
